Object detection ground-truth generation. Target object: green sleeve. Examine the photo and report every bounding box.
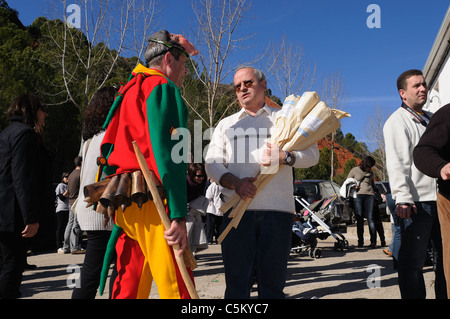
[146,81,188,219]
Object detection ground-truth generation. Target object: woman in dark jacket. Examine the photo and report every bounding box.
[0,93,48,299]
[187,163,207,203]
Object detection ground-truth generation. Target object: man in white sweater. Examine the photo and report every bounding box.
[383,69,446,299]
[205,66,319,298]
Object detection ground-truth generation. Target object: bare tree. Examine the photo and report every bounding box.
[320,72,346,181]
[190,0,252,128]
[365,105,389,180]
[321,72,346,110]
[41,0,159,111]
[267,35,316,101]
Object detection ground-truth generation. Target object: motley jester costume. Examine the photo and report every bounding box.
[85,31,199,299]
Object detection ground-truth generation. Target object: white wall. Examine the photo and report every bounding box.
[426,54,450,113]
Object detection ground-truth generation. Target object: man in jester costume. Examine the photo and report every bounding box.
[96,30,199,299]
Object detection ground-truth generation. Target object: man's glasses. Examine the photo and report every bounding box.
[234,80,254,93]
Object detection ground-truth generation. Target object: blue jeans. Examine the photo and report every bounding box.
[220,210,293,299]
[398,201,447,299]
[387,194,401,263]
[63,208,82,252]
[353,194,376,245]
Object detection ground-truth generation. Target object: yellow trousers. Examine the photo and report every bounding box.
[114,201,189,299]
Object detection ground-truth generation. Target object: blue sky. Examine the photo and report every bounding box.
[9,0,450,150]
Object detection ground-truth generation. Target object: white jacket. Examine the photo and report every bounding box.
[340,178,358,199]
[383,107,437,204]
[205,182,224,216]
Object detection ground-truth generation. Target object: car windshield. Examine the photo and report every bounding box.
[293,182,319,197]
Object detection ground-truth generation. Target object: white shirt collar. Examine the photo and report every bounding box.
[237,104,272,119]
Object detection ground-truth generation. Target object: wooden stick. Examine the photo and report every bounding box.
[219,173,267,215]
[218,166,282,244]
[219,168,280,214]
[132,141,199,299]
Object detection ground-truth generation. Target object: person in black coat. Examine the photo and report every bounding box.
[414,103,450,297]
[0,93,48,299]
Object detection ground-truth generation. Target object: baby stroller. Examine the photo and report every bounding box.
[291,216,324,258]
[291,196,349,258]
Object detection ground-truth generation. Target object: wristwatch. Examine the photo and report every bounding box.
[284,151,294,166]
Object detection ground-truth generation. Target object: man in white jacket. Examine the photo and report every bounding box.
[383,69,446,299]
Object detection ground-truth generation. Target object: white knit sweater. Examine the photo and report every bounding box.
[205,104,320,214]
[383,107,437,204]
[75,132,114,231]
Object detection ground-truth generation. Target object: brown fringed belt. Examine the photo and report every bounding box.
[83,170,166,225]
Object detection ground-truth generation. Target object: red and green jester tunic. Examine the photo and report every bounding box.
[100,64,193,299]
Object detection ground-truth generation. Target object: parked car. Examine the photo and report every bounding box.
[294,179,341,204]
[375,181,391,196]
[293,180,354,225]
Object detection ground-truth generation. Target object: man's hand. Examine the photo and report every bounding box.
[261,142,285,167]
[219,173,257,201]
[440,163,450,180]
[164,219,188,257]
[396,204,417,220]
[234,177,257,200]
[22,223,39,238]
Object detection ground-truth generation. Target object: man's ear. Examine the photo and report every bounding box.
[399,89,405,101]
[163,51,172,66]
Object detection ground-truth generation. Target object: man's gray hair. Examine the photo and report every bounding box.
[235,66,266,83]
[144,43,167,67]
[144,30,184,68]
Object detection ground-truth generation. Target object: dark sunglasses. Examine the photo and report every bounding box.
[195,174,205,178]
[234,80,254,93]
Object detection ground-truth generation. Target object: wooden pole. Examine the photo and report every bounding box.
[132,141,199,299]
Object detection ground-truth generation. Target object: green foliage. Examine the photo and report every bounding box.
[343,158,357,175]
[0,7,35,127]
[0,10,133,180]
[333,158,358,185]
[294,147,338,181]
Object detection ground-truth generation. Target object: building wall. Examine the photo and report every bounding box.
[426,53,450,113]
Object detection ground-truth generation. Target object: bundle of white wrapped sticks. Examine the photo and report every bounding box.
[217,92,350,243]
